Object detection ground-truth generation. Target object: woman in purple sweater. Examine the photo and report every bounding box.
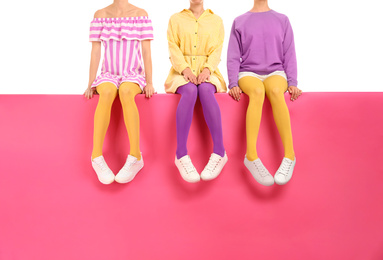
[227,0,302,186]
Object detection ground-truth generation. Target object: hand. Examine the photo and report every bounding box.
[84,87,97,99]
[143,83,155,98]
[287,86,302,101]
[229,86,242,101]
[197,68,210,85]
[182,68,198,85]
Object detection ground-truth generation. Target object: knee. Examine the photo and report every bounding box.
[119,86,138,102]
[268,87,284,100]
[247,87,265,101]
[180,84,198,100]
[98,85,117,102]
[198,83,215,98]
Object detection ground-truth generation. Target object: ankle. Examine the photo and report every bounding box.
[246,154,258,161]
[285,154,295,161]
[91,153,102,160]
[213,149,226,157]
[130,153,141,160]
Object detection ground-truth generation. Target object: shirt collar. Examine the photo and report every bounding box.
[181,8,214,19]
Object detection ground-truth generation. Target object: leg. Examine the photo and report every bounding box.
[198,82,225,157]
[175,82,198,159]
[264,75,295,160]
[92,82,118,159]
[239,76,266,161]
[119,82,142,160]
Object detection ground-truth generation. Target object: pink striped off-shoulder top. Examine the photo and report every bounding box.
[89,16,154,90]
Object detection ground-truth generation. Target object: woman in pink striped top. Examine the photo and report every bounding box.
[84,1,154,185]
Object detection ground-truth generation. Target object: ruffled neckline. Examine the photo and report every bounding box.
[91,16,150,22]
[89,16,154,42]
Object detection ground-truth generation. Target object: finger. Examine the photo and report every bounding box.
[294,89,298,100]
[234,90,240,101]
[295,89,300,99]
[199,76,206,84]
[192,76,198,85]
[198,75,205,84]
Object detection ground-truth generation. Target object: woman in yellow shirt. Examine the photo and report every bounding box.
[165,0,227,183]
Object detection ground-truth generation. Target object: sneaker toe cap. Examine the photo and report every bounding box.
[182,173,200,183]
[274,173,288,185]
[262,176,275,186]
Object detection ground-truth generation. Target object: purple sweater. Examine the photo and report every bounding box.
[227,10,298,89]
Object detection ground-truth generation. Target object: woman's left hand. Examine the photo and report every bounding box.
[288,86,302,101]
[197,68,211,85]
[143,83,155,98]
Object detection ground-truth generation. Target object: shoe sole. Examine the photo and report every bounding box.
[98,177,114,185]
[115,164,144,184]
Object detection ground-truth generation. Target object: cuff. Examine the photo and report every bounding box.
[288,79,298,88]
[203,64,215,74]
[177,63,190,75]
[228,82,238,89]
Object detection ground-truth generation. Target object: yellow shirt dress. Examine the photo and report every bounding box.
[165,9,227,93]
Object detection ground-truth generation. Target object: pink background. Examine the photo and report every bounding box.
[1,93,383,259]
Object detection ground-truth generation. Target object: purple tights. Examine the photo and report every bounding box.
[176,82,225,159]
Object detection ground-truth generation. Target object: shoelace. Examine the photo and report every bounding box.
[122,159,136,171]
[206,157,221,172]
[253,161,269,177]
[94,159,108,172]
[181,161,195,174]
[278,159,292,176]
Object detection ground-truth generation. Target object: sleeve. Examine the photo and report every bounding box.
[227,20,242,89]
[283,17,298,87]
[89,21,102,42]
[203,18,224,74]
[167,18,190,74]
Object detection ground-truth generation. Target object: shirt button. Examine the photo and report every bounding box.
[195,32,197,34]
[194,46,196,48]
[193,58,195,60]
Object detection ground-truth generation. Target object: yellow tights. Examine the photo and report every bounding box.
[92,82,142,160]
[239,75,295,161]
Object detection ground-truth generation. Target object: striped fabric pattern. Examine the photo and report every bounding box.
[89,17,154,90]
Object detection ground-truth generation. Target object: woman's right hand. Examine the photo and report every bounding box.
[84,87,97,99]
[229,86,242,101]
[182,68,198,85]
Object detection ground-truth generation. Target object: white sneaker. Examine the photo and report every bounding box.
[244,156,274,186]
[115,154,144,184]
[175,155,200,183]
[201,153,228,181]
[91,156,115,184]
[274,157,296,185]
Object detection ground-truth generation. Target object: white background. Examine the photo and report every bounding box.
[0,0,382,94]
